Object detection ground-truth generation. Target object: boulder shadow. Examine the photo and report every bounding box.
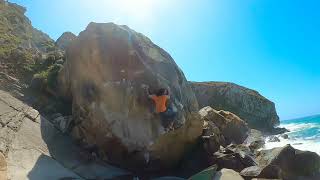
[27,115,131,180]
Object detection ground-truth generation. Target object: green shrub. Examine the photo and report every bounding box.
[47,64,63,89]
[30,70,49,91]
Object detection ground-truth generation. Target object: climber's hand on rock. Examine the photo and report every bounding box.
[141,84,149,89]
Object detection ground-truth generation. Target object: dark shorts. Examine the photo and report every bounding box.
[159,107,177,128]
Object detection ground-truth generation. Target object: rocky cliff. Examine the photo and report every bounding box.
[191,82,280,131]
[59,22,202,169]
[55,32,77,50]
[0,1,55,80]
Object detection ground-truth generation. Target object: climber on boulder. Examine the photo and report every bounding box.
[143,85,177,130]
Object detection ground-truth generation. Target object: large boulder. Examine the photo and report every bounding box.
[59,22,202,169]
[250,145,320,179]
[199,106,249,144]
[55,32,77,50]
[191,82,279,131]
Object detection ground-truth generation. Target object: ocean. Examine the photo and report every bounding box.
[264,114,320,155]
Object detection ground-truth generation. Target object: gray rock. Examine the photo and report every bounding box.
[51,113,63,120]
[267,136,280,142]
[202,120,226,154]
[24,107,39,121]
[240,166,263,177]
[281,134,289,139]
[244,129,265,151]
[255,145,320,179]
[212,144,257,172]
[268,127,289,135]
[53,116,64,124]
[59,116,72,133]
[213,168,244,180]
[199,106,249,144]
[0,141,6,154]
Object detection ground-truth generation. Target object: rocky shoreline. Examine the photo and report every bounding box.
[0,1,319,179]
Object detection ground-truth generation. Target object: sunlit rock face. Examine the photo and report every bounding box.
[191,82,279,132]
[59,22,202,168]
[55,32,77,51]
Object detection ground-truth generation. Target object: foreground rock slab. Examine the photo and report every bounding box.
[0,90,131,180]
[213,168,244,180]
[7,117,82,180]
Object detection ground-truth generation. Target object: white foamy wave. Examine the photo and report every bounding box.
[264,136,320,155]
[279,123,320,132]
[304,134,320,140]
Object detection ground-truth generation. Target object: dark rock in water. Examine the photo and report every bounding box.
[268,127,289,135]
[267,136,280,142]
[281,134,289,139]
[255,145,320,179]
[292,143,303,145]
[55,32,77,50]
[199,106,249,144]
[191,82,280,132]
[58,22,202,169]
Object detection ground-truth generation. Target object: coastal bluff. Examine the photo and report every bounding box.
[191,82,281,132]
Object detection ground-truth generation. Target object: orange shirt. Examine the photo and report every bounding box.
[151,95,168,113]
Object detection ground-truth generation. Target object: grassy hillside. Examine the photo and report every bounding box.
[0,1,56,80]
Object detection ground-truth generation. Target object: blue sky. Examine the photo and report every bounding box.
[10,0,320,120]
